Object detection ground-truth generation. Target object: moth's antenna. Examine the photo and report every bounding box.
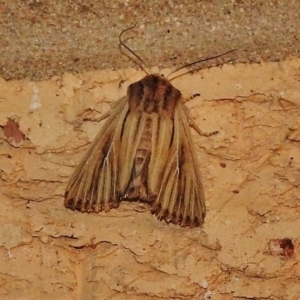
[119,24,150,75]
[167,49,236,80]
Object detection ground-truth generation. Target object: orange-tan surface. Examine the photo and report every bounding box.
[0,61,299,300]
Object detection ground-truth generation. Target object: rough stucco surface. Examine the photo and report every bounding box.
[0,60,300,299]
[1,0,300,81]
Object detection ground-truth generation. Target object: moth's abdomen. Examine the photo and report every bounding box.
[135,118,153,171]
[124,117,153,201]
[124,112,174,203]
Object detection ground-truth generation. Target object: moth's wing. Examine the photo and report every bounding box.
[65,96,134,212]
[151,103,206,227]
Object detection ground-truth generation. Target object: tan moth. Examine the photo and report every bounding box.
[64,25,233,227]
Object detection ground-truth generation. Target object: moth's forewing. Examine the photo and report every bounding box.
[150,103,206,227]
[65,74,206,227]
[65,97,129,211]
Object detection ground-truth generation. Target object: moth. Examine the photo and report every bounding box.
[64,26,232,227]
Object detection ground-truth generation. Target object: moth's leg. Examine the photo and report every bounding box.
[83,110,112,122]
[63,99,124,126]
[182,105,218,137]
[83,97,128,122]
[187,93,201,101]
[189,117,218,137]
[62,107,111,127]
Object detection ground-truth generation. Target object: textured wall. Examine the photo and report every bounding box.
[1,62,300,299]
[1,0,300,80]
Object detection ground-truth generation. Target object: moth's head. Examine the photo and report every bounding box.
[127,74,181,116]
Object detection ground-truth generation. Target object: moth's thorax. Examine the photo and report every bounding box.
[127,74,181,117]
